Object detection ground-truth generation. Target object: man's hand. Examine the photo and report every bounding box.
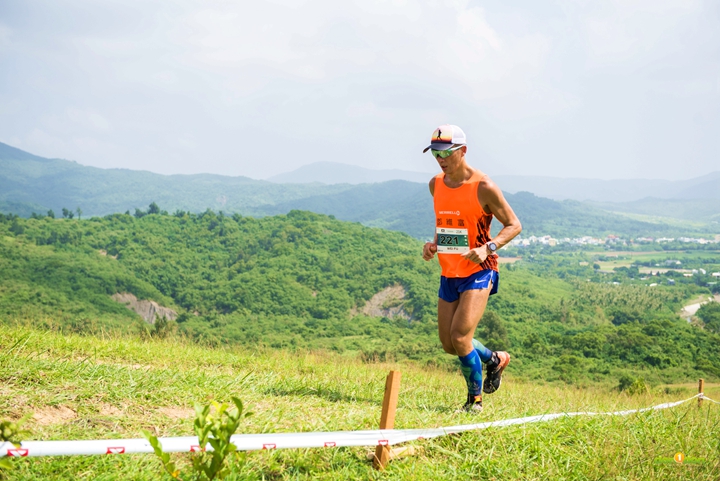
[422,242,437,261]
[462,246,489,264]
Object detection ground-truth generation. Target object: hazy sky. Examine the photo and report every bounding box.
[1,0,718,180]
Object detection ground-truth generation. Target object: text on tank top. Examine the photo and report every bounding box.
[433,170,498,278]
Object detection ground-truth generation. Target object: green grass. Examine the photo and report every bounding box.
[2,327,719,480]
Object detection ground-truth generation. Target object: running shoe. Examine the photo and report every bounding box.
[460,393,483,413]
[483,351,510,394]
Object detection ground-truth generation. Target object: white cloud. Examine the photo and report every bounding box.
[582,0,703,66]
[156,1,551,103]
[66,108,111,132]
[0,0,718,179]
[0,25,11,51]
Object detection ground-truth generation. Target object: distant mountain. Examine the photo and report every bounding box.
[0,142,349,217]
[1,142,715,238]
[493,172,720,202]
[673,173,720,200]
[268,161,434,184]
[255,180,434,238]
[589,198,720,223]
[0,142,48,162]
[253,182,705,239]
[266,161,719,223]
[269,160,720,204]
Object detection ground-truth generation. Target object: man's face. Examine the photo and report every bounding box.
[435,146,466,173]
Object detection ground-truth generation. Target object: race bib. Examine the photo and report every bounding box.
[436,227,469,254]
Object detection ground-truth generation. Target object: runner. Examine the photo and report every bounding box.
[421,124,522,412]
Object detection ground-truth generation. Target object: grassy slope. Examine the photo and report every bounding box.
[0,233,173,328]
[2,327,719,480]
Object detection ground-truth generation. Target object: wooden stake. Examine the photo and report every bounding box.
[373,370,401,470]
[699,378,704,408]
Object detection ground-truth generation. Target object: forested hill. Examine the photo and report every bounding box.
[1,142,713,238]
[1,211,719,384]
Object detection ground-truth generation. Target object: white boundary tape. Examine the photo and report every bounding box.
[700,393,720,405]
[1,393,716,458]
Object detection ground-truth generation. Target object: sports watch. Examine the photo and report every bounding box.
[486,242,497,254]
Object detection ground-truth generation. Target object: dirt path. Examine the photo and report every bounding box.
[681,294,720,317]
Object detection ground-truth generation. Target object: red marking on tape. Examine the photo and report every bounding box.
[378,440,389,446]
[7,448,29,457]
[324,441,336,447]
[106,447,125,454]
[262,444,276,450]
[190,445,205,452]
[418,436,425,440]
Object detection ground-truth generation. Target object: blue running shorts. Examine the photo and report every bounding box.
[438,269,499,303]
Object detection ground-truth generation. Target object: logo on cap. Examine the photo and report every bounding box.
[423,124,466,153]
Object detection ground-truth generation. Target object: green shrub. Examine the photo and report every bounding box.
[144,397,251,480]
[0,415,31,474]
[617,375,648,395]
[697,301,720,333]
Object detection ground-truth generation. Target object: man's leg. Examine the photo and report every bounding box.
[437,290,492,357]
[449,287,492,356]
[438,287,492,411]
[437,298,459,355]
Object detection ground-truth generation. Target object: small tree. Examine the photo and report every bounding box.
[148,202,161,215]
[47,209,55,219]
[617,375,648,395]
[76,207,83,220]
[0,415,31,473]
[9,218,24,235]
[144,397,250,480]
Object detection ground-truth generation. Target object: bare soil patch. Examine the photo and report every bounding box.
[159,407,194,420]
[112,292,177,323]
[98,403,124,417]
[32,405,77,426]
[355,284,410,320]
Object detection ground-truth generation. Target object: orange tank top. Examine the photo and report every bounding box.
[433,170,498,278]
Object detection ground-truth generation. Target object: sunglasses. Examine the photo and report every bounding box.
[431,145,463,159]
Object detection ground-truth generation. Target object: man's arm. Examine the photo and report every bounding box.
[423,177,438,261]
[461,177,521,264]
[479,178,522,249]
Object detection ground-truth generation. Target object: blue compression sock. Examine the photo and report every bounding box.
[472,338,493,363]
[458,350,483,395]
